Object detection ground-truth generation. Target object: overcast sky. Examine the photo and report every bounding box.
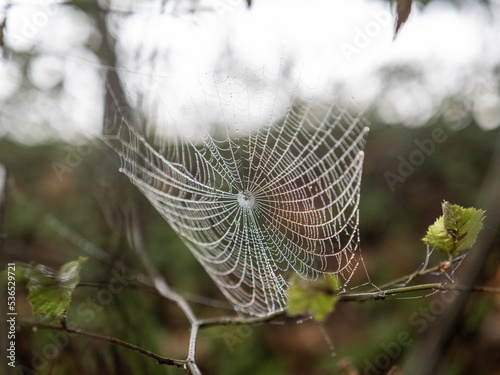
[0,0,499,144]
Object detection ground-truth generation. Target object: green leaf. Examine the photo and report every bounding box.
[22,257,87,323]
[422,201,485,256]
[287,274,340,321]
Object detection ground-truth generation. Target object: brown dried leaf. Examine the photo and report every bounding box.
[394,0,413,40]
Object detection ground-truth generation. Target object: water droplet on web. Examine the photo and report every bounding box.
[105,68,370,316]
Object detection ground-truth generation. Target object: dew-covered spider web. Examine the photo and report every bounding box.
[104,63,370,316]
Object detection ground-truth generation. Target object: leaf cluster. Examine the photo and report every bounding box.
[4,257,87,324]
[422,201,485,256]
[287,274,340,321]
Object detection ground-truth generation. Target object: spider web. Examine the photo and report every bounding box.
[104,64,370,316]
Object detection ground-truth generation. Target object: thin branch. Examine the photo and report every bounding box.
[340,283,500,301]
[16,274,500,373]
[17,320,187,368]
[0,14,6,51]
[340,283,443,301]
[373,254,466,291]
[127,208,202,375]
[199,311,286,329]
[197,282,500,328]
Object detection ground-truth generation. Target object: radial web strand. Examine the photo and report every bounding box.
[104,65,370,316]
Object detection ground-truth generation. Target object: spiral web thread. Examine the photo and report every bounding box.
[105,65,370,316]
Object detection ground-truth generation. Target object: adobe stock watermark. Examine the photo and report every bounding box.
[362,288,460,375]
[213,0,241,19]
[384,127,448,192]
[443,76,498,131]
[51,143,94,182]
[21,2,59,40]
[335,7,392,78]
[222,322,264,353]
[384,74,498,192]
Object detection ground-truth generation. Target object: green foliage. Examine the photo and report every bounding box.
[287,274,340,321]
[422,201,485,256]
[2,121,498,374]
[17,257,86,323]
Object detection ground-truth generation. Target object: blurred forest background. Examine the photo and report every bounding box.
[1,0,500,374]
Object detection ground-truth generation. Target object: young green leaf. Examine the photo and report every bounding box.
[287,274,340,321]
[21,257,87,323]
[422,201,485,257]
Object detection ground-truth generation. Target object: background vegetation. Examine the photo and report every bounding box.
[1,0,500,374]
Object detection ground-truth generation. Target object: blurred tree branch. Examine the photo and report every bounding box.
[17,270,500,374]
[0,16,6,51]
[17,320,188,368]
[402,130,500,375]
[75,0,131,135]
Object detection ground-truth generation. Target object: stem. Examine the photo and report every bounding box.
[374,254,466,291]
[340,283,443,301]
[186,323,201,375]
[128,208,202,374]
[199,283,500,328]
[17,278,500,373]
[17,321,186,368]
[199,311,285,329]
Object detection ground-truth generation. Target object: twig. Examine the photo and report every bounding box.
[341,283,500,301]
[197,283,500,328]
[127,208,202,375]
[199,311,286,329]
[16,267,500,372]
[17,320,186,368]
[373,254,466,291]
